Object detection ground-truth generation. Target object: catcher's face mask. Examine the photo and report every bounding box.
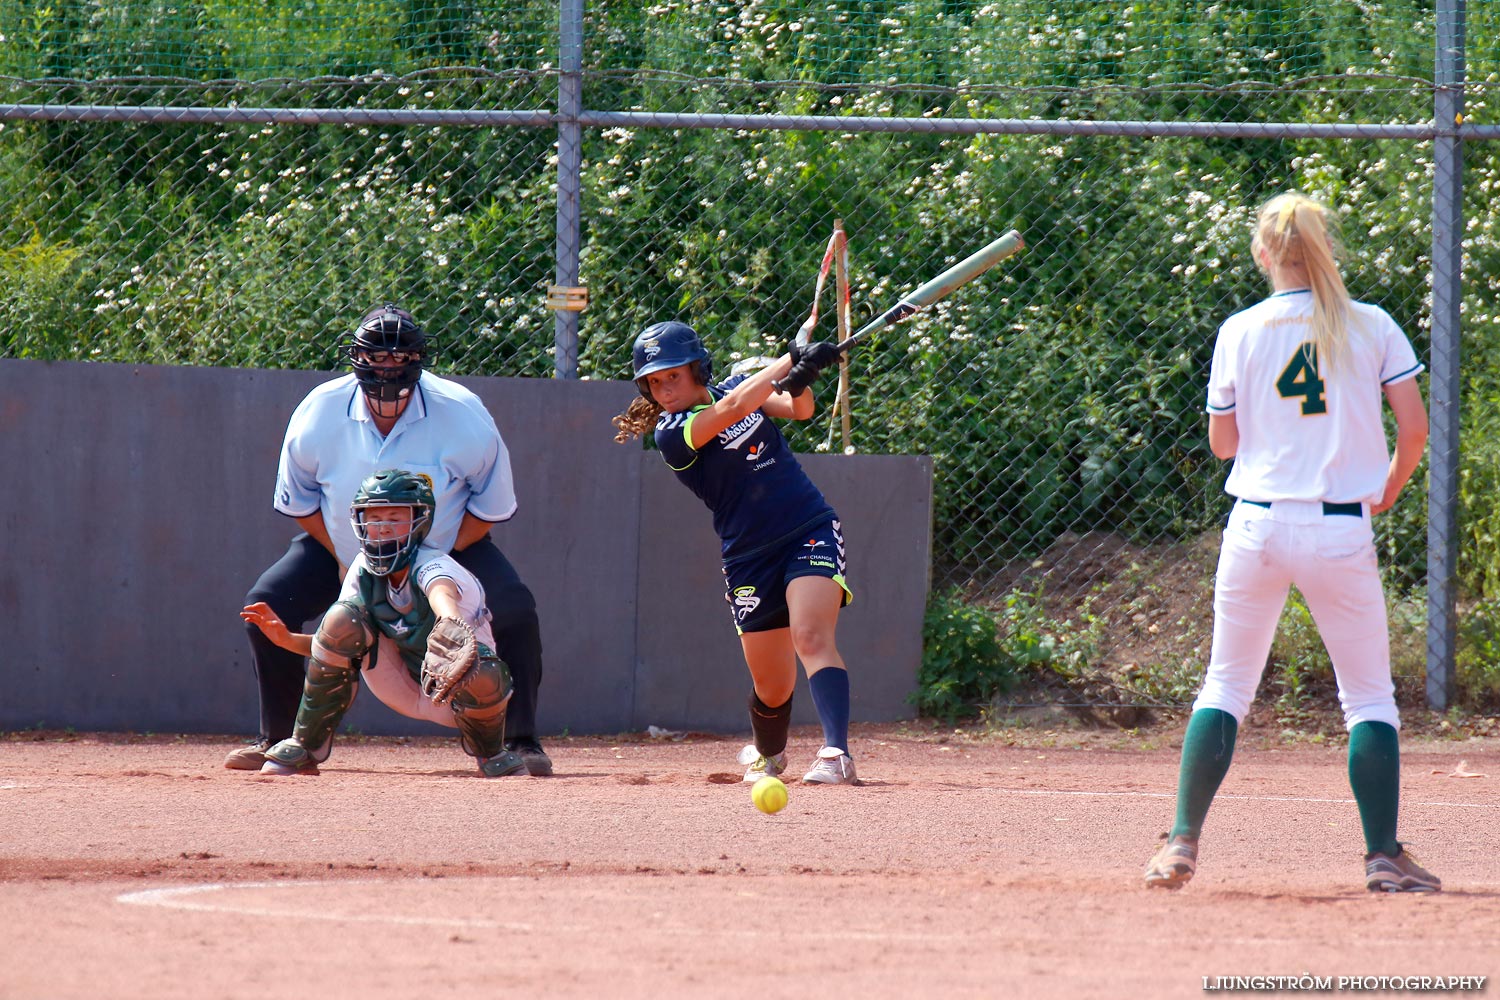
[352,504,430,576]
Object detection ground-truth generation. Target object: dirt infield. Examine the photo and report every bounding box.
[3,724,1497,999]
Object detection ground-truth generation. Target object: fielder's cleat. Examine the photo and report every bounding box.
[258,739,319,776]
[1365,845,1441,893]
[479,749,528,778]
[505,737,553,777]
[738,744,787,783]
[1144,836,1198,889]
[802,746,858,785]
[223,738,272,770]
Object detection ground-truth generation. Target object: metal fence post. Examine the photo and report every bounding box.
[552,0,585,378]
[1427,0,1465,710]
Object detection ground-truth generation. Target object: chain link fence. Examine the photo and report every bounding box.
[4,1,1498,711]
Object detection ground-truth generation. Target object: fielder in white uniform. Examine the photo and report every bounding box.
[1144,192,1439,893]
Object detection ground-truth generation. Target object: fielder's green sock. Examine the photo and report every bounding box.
[1347,720,1401,857]
[1171,708,1239,841]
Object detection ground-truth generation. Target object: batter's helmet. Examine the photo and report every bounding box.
[346,303,431,402]
[350,469,435,577]
[631,321,712,400]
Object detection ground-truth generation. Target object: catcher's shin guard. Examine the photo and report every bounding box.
[289,654,359,755]
[264,734,328,773]
[289,602,370,755]
[448,648,513,761]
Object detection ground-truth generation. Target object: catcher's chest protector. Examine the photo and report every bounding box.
[358,571,437,679]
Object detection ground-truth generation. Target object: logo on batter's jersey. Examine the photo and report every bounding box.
[719,412,765,450]
[731,585,761,623]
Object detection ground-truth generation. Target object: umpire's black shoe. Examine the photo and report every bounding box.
[505,737,554,777]
[223,738,272,770]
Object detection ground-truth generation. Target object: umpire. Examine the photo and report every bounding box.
[227,303,551,775]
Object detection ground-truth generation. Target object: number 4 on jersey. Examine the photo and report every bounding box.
[1277,343,1327,415]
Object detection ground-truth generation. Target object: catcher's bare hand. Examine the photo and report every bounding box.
[421,616,479,705]
[241,602,302,653]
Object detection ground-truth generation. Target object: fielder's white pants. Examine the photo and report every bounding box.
[1193,499,1400,731]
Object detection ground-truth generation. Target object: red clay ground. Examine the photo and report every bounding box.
[2,723,1497,1000]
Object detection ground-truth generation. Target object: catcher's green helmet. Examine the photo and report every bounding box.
[350,469,435,576]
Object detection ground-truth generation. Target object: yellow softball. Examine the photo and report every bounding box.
[751,776,788,814]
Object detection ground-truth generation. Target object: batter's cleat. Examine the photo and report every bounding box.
[802,746,858,785]
[479,749,528,778]
[505,737,553,777]
[1144,836,1198,889]
[259,739,319,776]
[223,738,272,770]
[1365,846,1442,893]
[738,744,787,783]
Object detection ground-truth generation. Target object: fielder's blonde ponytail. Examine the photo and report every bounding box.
[1252,192,1353,374]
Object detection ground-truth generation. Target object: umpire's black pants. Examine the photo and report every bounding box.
[243,532,544,744]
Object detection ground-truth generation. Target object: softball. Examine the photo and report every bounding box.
[751,776,788,814]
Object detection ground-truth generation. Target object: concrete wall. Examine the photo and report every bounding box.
[1,359,932,737]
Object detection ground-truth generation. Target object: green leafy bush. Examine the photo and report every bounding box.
[1456,599,1500,711]
[915,587,1096,721]
[914,588,1020,723]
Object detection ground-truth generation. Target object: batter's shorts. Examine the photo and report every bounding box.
[722,518,852,634]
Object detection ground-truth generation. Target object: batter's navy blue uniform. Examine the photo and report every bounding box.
[655,374,850,632]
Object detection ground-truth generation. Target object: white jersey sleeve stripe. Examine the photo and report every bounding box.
[1380,361,1425,386]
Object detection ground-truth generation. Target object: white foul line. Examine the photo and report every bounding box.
[115,881,989,942]
[117,881,540,930]
[989,787,1500,809]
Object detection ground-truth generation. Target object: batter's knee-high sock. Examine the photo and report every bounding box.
[1171,708,1239,841]
[807,667,851,753]
[748,691,793,757]
[1348,721,1401,857]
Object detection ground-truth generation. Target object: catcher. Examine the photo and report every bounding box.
[240,468,525,777]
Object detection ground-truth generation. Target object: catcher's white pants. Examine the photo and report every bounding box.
[1193,499,1399,731]
[359,619,498,729]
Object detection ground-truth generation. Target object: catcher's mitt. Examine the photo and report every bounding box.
[421,616,479,705]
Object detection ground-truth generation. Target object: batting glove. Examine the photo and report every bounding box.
[791,340,844,373]
[774,361,822,397]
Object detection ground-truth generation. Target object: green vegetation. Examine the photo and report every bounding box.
[920,576,1466,729]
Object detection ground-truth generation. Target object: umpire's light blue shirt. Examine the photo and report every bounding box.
[274,372,517,567]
